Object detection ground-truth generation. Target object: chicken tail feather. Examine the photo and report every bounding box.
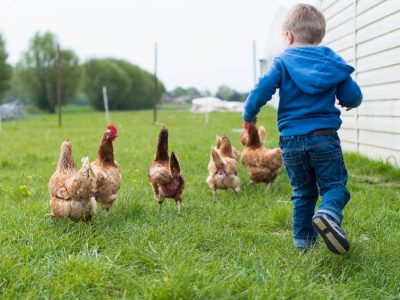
[211,147,224,169]
[57,140,76,173]
[170,152,181,177]
[80,156,90,173]
[155,126,169,161]
[258,126,266,145]
[216,135,222,149]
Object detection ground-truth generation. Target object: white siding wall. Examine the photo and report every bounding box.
[321,0,400,167]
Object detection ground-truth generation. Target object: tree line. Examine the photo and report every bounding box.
[0,31,165,112]
[167,85,248,102]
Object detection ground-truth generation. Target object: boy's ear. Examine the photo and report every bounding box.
[285,31,294,45]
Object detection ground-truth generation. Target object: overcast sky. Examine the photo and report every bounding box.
[0,0,316,93]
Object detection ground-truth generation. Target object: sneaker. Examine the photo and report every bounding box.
[312,214,350,255]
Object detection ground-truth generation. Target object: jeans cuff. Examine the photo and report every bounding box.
[314,209,341,225]
[293,237,318,249]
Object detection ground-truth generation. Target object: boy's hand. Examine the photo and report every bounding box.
[339,103,353,111]
[243,118,257,129]
[336,100,353,111]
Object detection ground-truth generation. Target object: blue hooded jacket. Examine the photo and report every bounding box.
[242,46,363,136]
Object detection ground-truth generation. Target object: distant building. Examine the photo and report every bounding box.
[174,96,192,104]
[161,95,192,104]
[0,101,23,121]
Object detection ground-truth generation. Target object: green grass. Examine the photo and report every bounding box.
[0,108,399,299]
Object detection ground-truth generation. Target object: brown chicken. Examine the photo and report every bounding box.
[240,124,282,186]
[240,125,266,146]
[148,125,185,215]
[216,135,241,160]
[206,135,240,202]
[91,124,121,214]
[48,140,97,222]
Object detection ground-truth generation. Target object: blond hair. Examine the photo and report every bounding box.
[283,3,326,45]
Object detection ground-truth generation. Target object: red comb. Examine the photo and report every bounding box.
[107,124,118,134]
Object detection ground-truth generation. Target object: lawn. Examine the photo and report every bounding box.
[0,107,399,299]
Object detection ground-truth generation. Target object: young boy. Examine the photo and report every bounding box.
[242,4,362,254]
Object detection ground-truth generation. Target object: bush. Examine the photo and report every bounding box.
[83,58,165,111]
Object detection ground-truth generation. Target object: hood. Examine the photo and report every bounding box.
[279,46,355,95]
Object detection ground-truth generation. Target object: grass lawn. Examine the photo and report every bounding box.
[0,108,399,299]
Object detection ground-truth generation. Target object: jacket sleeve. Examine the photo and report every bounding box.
[336,76,363,108]
[242,59,282,122]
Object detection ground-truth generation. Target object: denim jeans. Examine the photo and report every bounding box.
[279,130,350,248]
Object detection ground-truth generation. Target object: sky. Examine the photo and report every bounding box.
[0,0,316,93]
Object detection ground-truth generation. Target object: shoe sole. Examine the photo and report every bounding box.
[313,216,350,255]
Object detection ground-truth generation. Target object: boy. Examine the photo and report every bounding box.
[242,3,363,254]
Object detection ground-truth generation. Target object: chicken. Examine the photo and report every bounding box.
[91,124,121,214]
[148,125,185,215]
[240,125,266,146]
[206,135,240,202]
[48,140,96,222]
[216,135,241,160]
[240,124,282,186]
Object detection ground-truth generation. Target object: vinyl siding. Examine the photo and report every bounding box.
[321,0,400,167]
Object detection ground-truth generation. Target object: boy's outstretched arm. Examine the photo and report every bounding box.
[242,59,282,123]
[336,76,363,111]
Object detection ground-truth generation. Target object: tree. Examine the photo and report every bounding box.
[83,58,165,111]
[202,89,212,97]
[170,86,187,97]
[215,85,235,100]
[0,34,12,101]
[215,85,247,101]
[16,32,81,112]
[170,86,201,98]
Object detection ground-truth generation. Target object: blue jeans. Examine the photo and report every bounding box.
[279,130,350,248]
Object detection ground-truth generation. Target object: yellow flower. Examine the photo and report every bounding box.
[26,175,32,180]
[131,179,138,184]
[26,191,32,197]
[19,185,27,190]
